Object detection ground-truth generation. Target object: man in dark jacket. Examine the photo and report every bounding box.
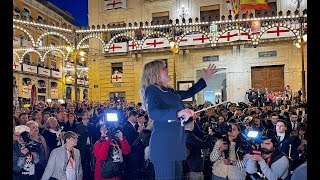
[184,120,214,180]
[121,110,139,146]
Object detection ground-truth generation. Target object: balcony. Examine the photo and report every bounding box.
[75,10,306,55]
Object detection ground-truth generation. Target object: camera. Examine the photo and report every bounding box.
[20,131,40,152]
[237,130,262,158]
[101,112,121,139]
[211,122,232,138]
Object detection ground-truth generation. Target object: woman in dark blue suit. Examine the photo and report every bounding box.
[140,60,217,180]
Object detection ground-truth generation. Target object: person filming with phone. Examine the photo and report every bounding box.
[93,121,131,180]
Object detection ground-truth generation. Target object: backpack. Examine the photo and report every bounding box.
[100,141,124,179]
[100,159,123,179]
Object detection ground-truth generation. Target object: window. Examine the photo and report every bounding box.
[37,15,43,23]
[50,41,56,47]
[110,92,126,102]
[51,61,57,69]
[37,80,46,94]
[203,56,219,62]
[200,5,220,21]
[38,36,43,46]
[111,63,123,74]
[23,8,30,17]
[23,54,30,64]
[152,11,169,24]
[255,1,277,17]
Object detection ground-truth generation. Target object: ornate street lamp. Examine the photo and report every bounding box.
[294,33,307,99]
[169,39,179,89]
[65,46,86,102]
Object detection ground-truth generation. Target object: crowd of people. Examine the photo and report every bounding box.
[12,93,307,180]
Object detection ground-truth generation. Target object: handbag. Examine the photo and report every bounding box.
[100,159,123,179]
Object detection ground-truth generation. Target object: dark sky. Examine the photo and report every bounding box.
[48,0,88,27]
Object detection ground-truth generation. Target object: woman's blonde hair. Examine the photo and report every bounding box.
[44,117,61,131]
[139,60,166,110]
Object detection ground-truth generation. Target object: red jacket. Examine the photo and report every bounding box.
[93,138,131,180]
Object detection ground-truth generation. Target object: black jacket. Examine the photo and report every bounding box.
[277,134,300,170]
[185,130,214,172]
[122,121,138,146]
[75,121,95,151]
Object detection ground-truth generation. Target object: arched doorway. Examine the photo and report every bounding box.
[66,86,72,100]
[196,68,227,104]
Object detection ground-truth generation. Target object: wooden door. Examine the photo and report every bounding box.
[251,65,284,92]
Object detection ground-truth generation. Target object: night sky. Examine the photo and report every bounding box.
[48,0,88,27]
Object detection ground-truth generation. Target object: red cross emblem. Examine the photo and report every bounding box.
[51,89,58,94]
[193,35,209,43]
[146,40,164,47]
[267,27,290,36]
[219,32,238,41]
[43,70,48,73]
[13,62,18,69]
[28,67,34,71]
[129,42,136,50]
[107,0,122,7]
[109,44,122,52]
[112,75,122,81]
[79,80,83,83]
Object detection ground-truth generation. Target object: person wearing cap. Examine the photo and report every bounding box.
[13,125,45,180]
[246,130,290,180]
[41,131,83,180]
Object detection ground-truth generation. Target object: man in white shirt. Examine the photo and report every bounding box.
[276,120,300,171]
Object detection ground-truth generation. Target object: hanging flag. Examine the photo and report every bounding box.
[240,0,270,11]
[251,20,261,33]
[226,0,235,16]
[111,71,123,83]
[232,0,239,16]
[226,0,239,17]
[105,0,127,10]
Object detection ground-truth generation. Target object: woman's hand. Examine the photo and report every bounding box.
[220,142,228,151]
[177,108,195,122]
[115,130,123,141]
[202,63,217,81]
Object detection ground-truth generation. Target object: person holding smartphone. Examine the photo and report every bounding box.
[209,123,247,180]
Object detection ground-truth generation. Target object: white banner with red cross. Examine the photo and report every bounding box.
[177,33,210,47]
[142,38,169,50]
[13,62,22,71]
[51,88,58,98]
[239,31,260,41]
[128,41,138,51]
[105,0,126,10]
[108,42,128,53]
[22,64,37,74]
[218,30,240,43]
[51,70,62,78]
[261,26,295,39]
[38,67,50,76]
[77,79,85,85]
[22,85,32,93]
[111,73,123,83]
